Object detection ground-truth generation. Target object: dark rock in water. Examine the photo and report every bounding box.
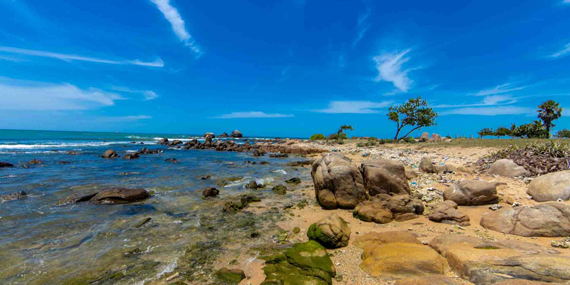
[272,185,287,195]
[170,140,183,146]
[202,187,220,198]
[287,160,314,167]
[123,153,140,160]
[91,188,150,204]
[165,158,179,163]
[139,148,162,155]
[223,194,261,213]
[201,175,212,180]
[28,159,43,165]
[252,149,266,157]
[269,153,288,158]
[262,240,336,284]
[204,132,216,139]
[101,149,119,159]
[66,151,79,155]
[285,177,301,184]
[260,161,270,165]
[59,161,72,165]
[245,180,264,189]
[0,191,27,202]
[218,132,229,138]
[215,268,245,284]
[158,138,169,145]
[57,193,98,206]
[230,130,243,138]
[216,177,242,187]
[0,162,14,168]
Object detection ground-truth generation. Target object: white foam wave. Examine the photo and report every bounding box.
[273,169,287,175]
[0,141,153,150]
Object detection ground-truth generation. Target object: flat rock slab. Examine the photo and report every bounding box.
[91,188,150,204]
[395,276,465,285]
[480,202,570,237]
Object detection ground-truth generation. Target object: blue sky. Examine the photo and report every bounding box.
[1,0,570,138]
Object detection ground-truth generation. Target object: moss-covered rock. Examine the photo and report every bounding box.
[262,240,335,285]
[215,268,245,284]
[272,185,287,195]
[307,214,350,249]
[285,177,301,184]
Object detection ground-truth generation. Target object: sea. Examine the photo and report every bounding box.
[0,129,312,284]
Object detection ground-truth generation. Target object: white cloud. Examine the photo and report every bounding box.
[373,49,417,92]
[0,46,164,67]
[213,111,294,119]
[441,106,534,116]
[0,80,123,110]
[550,43,570,59]
[150,0,202,56]
[111,86,159,101]
[314,101,392,114]
[436,95,517,108]
[475,82,528,96]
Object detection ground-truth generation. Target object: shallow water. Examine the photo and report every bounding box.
[0,130,311,284]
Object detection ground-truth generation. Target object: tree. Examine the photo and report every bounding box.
[537,100,563,137]
[495,127,512,139]
[309,134,326,141]
[513,121,548,138]
[337,125,353,136]
[557,129,570,138]
[387,97,438,141]
[477,128,494,139]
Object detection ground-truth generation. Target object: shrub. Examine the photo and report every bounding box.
[557,129,570,138]
[309,134,326,141]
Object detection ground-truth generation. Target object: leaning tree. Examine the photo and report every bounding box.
[387,97,438,141]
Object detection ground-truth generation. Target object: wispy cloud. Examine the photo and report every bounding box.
[440,106,534,116]
[314,100,392,114]
[435,95,517,108]
[213,111,294,119]
[150,0,202,56]
[0,46,164,67]
[474,82,528,96]
[111,86,159,101]
[352,7,371,47]
[549,43,570,59]
[373,49,418,92]
[0,80,123,110]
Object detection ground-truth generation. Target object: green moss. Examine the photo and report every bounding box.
[272,185,287,195]
[215,268,245,285]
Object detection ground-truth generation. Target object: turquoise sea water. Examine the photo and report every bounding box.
[0,129,311,284]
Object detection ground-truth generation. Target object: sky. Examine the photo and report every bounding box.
[1,0,570,138]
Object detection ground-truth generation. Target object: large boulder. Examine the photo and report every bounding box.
[420,132,430,142]
[360,159,410,196]
[218,132,229,138]
[419,157,436,173]
[204,132,215,139]
[230,130,243,138]
[311,153,368,209]
[307,214,350,249]
[488,159,530,178]
[527,170,570,202]
[428,200,470,226]
[262,240,336,285]
[353,198,394,224]
[429,133,442,142]
[100,149,119,159]
[480,202,570,237]
[429,234,570,284]
[444,180,498,206]
[386,194,424,221]
[90,188,150,204]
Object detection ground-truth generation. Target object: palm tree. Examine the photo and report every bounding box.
[538,100,563,138]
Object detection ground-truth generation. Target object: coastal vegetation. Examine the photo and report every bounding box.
[387,97,438,141]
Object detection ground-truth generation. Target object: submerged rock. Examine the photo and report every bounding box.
[287,160,314,167]
[311,153,368,209]
[272,185,287,195]
[223,194,261,213]
[488,159,530,178]
[28,159,43,165]
[480,202,570,237]
[262,240,336,285]
[215,268,245,285]
[91,188,150,205]
[0,191,27,202]
[360,159,410,196]
[0,162,14,168]
[527,170,570,202]
[100,149,119,159]
[285,177,301,184]
[307,214,350,249]
[123,153,139,160]
[202,187,220,198]
[245,180,264,190]
[444,180,498,206]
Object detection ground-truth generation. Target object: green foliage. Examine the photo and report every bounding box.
[327,133,347,140]
[495,127,512,138]
[557,129,570,138]
[512,121,549,138]
[337,125,354,134]
[401,137,416,143]
[537,100,563,137]
[309,134,326,141]
[388,97,438,140]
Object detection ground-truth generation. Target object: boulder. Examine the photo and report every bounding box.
[420,132,430,142]
[353,231,421,249]
[100,149,119,159]
[311,153,368,209]
[90,188,150,204]
[429,133,442,142]
[157,138,169,145]
[419,157,436,173]
[429,234,570,284]
[395,277,465,285]
[0,191,27,202]
[262,240,336,285]
[272,185,287,195]
[230,130,243,138]
[307,214,350,249]
[354,195,423,224]
[428,200,470,226]
[28,159,43,165]
[386,195,424,221]
[488,159,530,178]
[359,242,449,278]
[170,140,183,146]
[123,153,139,160]
[353,199,393,224]
[202,187,219,198]
[204,132,215,139]
[218,132,229,138]
[405,167,419,179]
[527,170,570,202]
[285,177,301,184]
[0,162,14,168]
[245,180,264,190]
[480,202,570,237]
[360,159,411,196]
[444,180,498,206]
